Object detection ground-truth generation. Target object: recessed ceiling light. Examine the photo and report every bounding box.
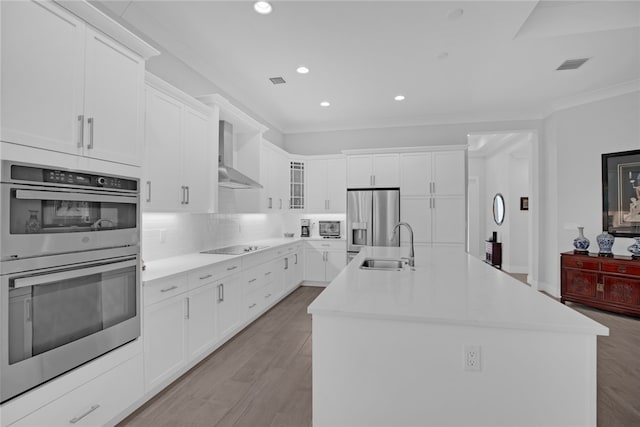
[296,66,310,74]
[254,1,272,15]
[320,101,331,107]
[447,8,464,21]
[437,52,449,60]
[394,95,405,101]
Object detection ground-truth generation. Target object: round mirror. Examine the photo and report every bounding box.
[493,193,505,225]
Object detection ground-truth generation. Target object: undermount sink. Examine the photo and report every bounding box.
[359,258,407,271]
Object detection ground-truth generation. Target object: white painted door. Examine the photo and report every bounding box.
[186,284,217,361]
[432,197,466,244]
[182,107,211,212]
[347,155,373,188]
[304,248,326,282]
[400,197,432,244]
[325,251,346,281]
[433,151,466,196]
[1,1,85,154]
[216,275,242,339]
[83,27,144,166]
[372,154,400,187]
[306,159,328,212]
[143,296,187,391]
[327,157,347,212]
[143,88,183,211]
[400,153,430,195]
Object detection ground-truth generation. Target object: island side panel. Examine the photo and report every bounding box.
[311,314,597,427]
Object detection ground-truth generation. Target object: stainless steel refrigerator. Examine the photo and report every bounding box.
[347,189,400,262]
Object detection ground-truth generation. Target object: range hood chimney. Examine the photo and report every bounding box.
[218,120,263,189]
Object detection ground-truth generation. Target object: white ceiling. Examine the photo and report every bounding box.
[91,1,640,134]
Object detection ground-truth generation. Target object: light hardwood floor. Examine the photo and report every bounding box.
[120,285,640,427]
[119,286,321,427]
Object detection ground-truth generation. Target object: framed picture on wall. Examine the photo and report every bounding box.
[520,197,529,211]
[602,149,640,237]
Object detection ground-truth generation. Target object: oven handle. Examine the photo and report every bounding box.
[11,257,137,290]
[15,189,136,205]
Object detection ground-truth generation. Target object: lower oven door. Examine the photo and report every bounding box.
[1,253,140,403]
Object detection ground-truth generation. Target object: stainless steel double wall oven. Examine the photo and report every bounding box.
[0,161,141,403]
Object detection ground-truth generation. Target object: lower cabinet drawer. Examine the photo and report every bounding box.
[12,354,144,427]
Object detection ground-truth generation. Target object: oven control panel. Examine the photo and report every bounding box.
[7,162,138,191]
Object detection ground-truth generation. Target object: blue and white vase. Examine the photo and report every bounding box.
[596,231,615,256]
[573,227,590,254]
[627,237,640,259]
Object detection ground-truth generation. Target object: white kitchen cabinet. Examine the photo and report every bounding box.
[400,196,465,246]
[304,240,346,283]
[143,285,188,392]
[261,142,289,211]
[214,274,242,340]
[306,157,346,212]
[285,247,303,292]
[186,283,217,361]
[347,154,399,188]
[1,0,150,166]
[400,151,465,196]
[11,354,144,427]
[144,79,213,212]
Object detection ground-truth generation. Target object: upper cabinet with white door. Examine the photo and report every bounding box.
[346,153,399,188]
[0,0,158,166]
[400,150,466,196]
[144,74,214,212]
[306,156,347,212]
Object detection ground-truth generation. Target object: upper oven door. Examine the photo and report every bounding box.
[1,183,139,260]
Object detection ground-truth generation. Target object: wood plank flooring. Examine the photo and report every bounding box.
[119,284,640,427]
[118,286,322,427]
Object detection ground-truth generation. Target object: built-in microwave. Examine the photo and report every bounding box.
[1,161,139,260]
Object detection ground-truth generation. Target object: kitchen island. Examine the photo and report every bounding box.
[308,246,609,427]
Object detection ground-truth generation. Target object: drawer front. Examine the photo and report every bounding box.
[241,249,278,269]
[602,275,640,305]
[601,262,640,276]
[306,240,346,251]
[187,260,241,289]
[243,266,265,293]
[563,269,598,297]
[144,275,188,306]
[561,256,599,271]
[245,288,265,317]
[13,355,144,427]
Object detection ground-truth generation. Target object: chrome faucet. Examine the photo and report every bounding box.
[391,222,414,267]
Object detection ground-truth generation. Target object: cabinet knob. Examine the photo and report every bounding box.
[618,265,627,273]
[576,261,583,268]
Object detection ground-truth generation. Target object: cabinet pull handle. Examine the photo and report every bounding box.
[77,115,84,148]
[321,244,330,247]
[576,261,583,268]
[268,197,273,209]
[248,278,257,283]
[70,404,100,424]
[265,271,272,276]
[146,181,152,203]
[249,303,257,309]
[327,200,330,210]
[295,253,298,265]
[280,198,283,209]
[218,283,224,302]
[226,266,237,271]
[160,285,178,293]
[186,186,190,205]
[432,199,435,209]
[618,265,627,273]
[185,297,190,319]
[265,293,272,299]
[87,117,94,149]
[285,257,289,270]
[199,274,213,280]
[372,175,376,186]
[432,182,436,194]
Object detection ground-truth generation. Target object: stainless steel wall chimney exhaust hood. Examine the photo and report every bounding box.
[218,120,263,189]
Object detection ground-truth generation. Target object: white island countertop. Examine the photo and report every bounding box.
[308,246,608,336]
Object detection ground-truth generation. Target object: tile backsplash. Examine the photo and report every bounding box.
[143,211,346,261]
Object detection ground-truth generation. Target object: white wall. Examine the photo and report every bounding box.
[508,154,530,273]
[284,119,542,155]
[539,90,640,296]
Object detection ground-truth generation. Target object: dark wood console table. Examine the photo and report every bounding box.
[561,251,640,317]
[485,241,502,269]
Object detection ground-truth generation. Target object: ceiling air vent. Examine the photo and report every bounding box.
[269,76,286,85]
[556,58,590,71]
